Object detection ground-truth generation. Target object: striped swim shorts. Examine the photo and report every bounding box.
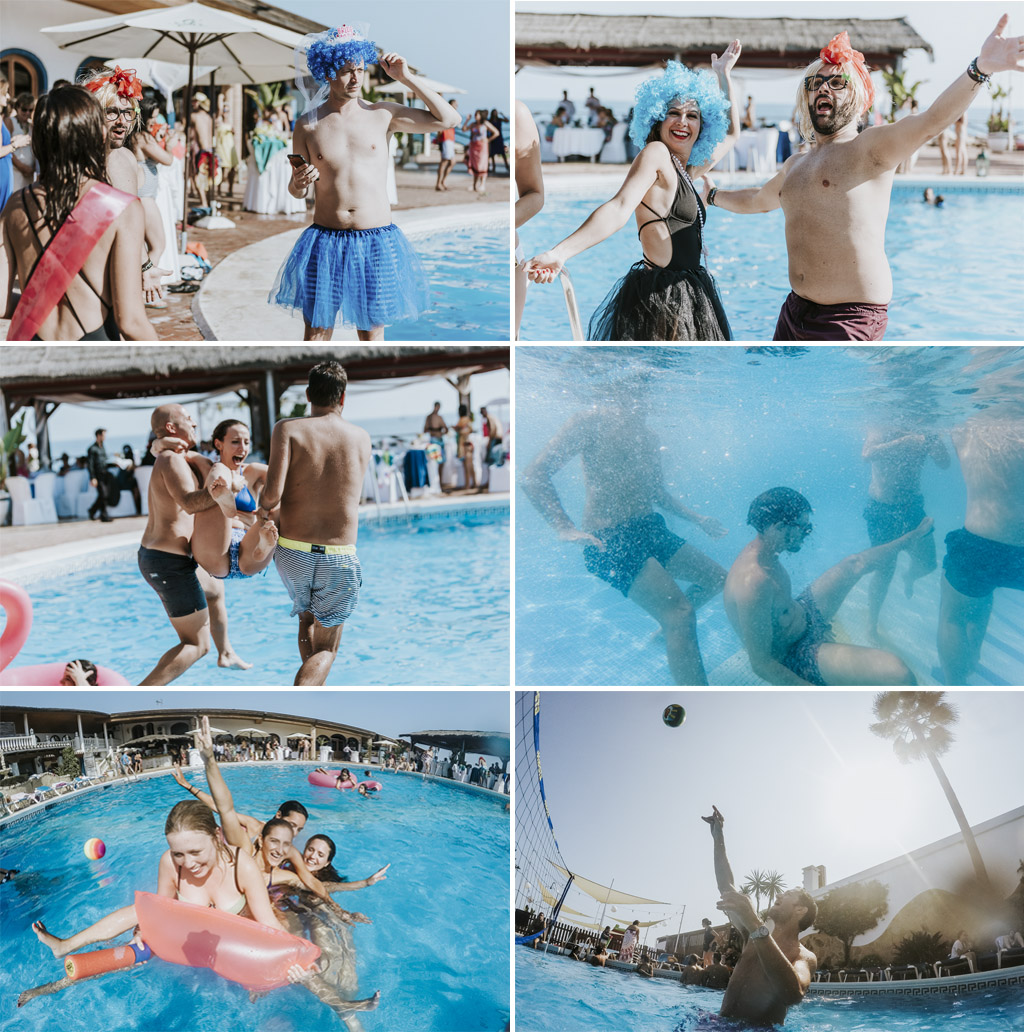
[273,537,362,627]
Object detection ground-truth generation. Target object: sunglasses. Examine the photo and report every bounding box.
[803,74,850,93]
[104,107,135,123]
[784,521,813,537]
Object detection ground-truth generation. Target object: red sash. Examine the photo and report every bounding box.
[8,183,136,341]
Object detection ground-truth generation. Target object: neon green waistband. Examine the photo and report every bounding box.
[277,537,357,555]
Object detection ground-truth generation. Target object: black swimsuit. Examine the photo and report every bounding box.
[20,186,122,341]
[588,168,731,341]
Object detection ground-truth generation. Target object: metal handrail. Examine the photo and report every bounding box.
[558,267,585,341]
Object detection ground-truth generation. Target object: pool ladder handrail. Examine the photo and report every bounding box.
[559,267,585,342]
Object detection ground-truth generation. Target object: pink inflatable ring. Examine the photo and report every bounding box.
[307,770,382,792]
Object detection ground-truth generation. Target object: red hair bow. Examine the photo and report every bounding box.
[110,66,143,100]
[819,32,874,113]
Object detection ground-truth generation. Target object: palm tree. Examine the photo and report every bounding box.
[741,869,768,913]
[881,66,924,122]
[762,871,787,911]
[870,692,990,890]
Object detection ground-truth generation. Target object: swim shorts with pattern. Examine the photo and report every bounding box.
[274,538,362,626]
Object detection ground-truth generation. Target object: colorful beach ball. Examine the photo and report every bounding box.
[662,704,686,728]
[84,838,106,860]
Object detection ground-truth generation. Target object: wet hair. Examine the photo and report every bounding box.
[65,659,98,685]
[305,833,346,883]
[165,799,221,840]
[31,86,110,236]
[630,61,729,165]
[747,487,812,533]
[795,57,870,144]
[277,800,309,821]
[307,360,348,407]
[684,954,699,965]
[261,817,295,840]
[793,888,817,931]
[211,419,249,452]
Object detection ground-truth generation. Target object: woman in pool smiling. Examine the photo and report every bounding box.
[525,42,742,341]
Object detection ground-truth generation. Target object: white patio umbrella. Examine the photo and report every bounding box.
[42,1,304,250]
[233,727,273,737]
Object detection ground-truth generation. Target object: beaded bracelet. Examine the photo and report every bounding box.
[967,57,991,85]
[141,258,154,272]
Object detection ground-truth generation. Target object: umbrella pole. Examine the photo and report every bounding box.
[181,41,195,256]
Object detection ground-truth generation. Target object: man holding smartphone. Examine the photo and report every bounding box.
[269,25,460,340]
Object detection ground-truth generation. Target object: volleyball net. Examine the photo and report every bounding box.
[514,691,574,943]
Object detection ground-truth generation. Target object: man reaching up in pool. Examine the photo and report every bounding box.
[704,18,1024,339]
[702,805,816,1026]
[269,26,460,340]
[258,361,371,685]
[522,388,728,684]
[725,487,932,685]
[137,404,250,684]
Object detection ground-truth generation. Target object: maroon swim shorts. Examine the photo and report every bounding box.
[773,291,888,341]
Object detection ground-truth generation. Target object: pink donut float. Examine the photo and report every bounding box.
[0,580,130,685]
[307,770,381,791]
[134,891,320,991]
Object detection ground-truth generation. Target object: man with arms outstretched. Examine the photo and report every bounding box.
[138,405,249,684]
[705,18,1024,339]
[703,806,816,1026]
[271,26,460,340]
[258,361,371,685]
[725,487,931,685]
[522,393,728,685]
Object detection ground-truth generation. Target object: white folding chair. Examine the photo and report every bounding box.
[7,476,47,525]
[29,472,59,523]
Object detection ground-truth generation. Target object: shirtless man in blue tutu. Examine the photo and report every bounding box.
[270,25,460,340]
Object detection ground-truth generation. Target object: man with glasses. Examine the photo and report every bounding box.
[702,19,1024,340]
[724,486,931,684]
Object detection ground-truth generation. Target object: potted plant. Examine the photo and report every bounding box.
[0,413,28,526]
[987,84,1010,152]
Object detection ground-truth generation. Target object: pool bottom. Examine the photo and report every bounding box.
[515,948,1024,1032]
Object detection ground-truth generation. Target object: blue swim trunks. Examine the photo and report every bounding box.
[943,528,1024,598]
[780,589,835,686]
[583,513,686,596]
[269,222,428,330]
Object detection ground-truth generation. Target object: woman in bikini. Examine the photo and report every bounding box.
[1,85,155,340]
[300,834,390,892]
[525,42,742,341]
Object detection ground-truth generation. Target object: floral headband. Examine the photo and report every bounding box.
[83,66,143,102]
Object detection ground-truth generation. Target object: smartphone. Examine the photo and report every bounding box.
[287,154,308,169]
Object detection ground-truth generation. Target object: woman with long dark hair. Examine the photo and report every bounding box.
[1,85,154,340]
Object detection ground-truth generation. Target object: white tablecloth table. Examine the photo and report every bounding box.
[243,146,307,215]
[552,127,606,161]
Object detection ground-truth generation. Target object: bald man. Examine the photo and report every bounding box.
[138,403,249,684]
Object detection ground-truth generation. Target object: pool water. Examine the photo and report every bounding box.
[0,766,510,1032]
[392,225,509,341]
[515,346,1024,686]
[11,507,510,686]
[517,186,1024,340]
[515,949,1024,1032]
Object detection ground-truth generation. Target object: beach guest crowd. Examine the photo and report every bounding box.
[271,25,460,341]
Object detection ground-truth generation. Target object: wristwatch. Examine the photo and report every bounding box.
[750,922,773,940]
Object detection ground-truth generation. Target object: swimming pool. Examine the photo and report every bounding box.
[392,223,509,341]
[8,503,509,686]
[0,766,510,1032]
[515,346,1024,686]
[517,180,1024,340]
[515,948,1024,1031]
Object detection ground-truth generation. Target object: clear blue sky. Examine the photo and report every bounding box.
[526,690,1023,940]
[517,1,1020,115]
[1,690,510,741]
[283,0,510,116]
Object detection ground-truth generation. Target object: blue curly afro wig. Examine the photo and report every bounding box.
[630,62,730,167]
[306,26,379,85]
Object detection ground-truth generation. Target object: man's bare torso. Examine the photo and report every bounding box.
[141,453,197,555]
[725,541,808,656]
[277,414,371,545]
[297,102,394,229]
[721,938,815,1025]
[191,111,213,152]
[781,132,895,305]
[955,420,1024,545]
[868,438,928,504]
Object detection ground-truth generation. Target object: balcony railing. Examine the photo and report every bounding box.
[0,734,110,754]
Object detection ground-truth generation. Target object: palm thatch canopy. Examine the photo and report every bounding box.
[516,13,933,69]
[401,729,510,763]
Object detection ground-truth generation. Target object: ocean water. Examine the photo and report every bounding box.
[515,346,1024,687]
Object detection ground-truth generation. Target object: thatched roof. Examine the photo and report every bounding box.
[402,729,510,761]
[0,345,510,410]
[516,13,933,68]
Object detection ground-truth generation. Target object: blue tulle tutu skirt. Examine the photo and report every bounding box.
[269,223,428,330]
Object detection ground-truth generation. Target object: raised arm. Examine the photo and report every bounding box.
[520,412,602,548]
[690,40,743,177]
[380,54,460,132]
[524,143,664,282]
[867,14,1024,168]
[325,863,391,892]
[705,161,786,215]
[196,716,250,851]
[701,805,736,895]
